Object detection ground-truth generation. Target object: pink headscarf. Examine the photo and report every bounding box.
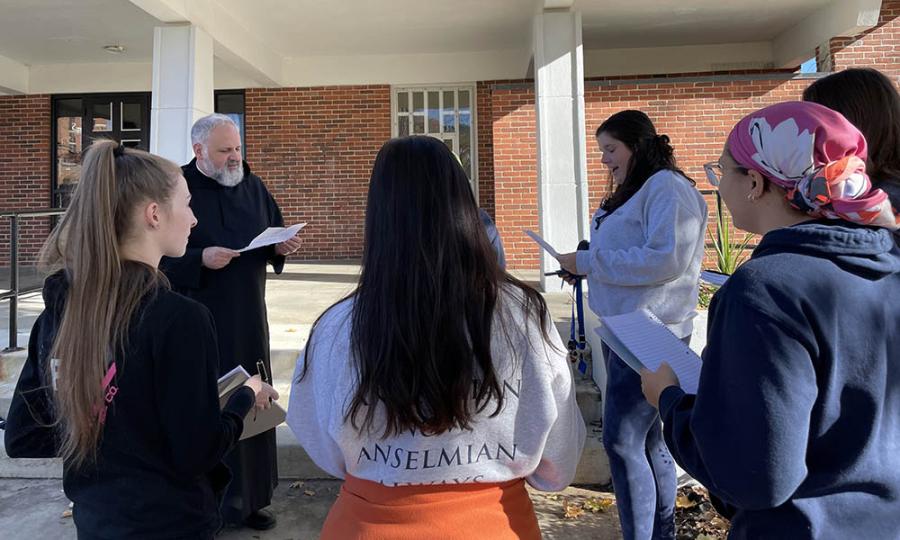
[727,101,899,230]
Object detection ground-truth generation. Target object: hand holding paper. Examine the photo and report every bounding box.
[640,363,680,409]
[239,223,306,253]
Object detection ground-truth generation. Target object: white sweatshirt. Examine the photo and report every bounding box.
[286,287,586,491]
[576,169,708,338]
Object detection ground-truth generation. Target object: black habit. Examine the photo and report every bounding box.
[162,158,286,523]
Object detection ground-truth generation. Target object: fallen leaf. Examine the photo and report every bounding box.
[289,480,305,489]
[583,496,615,513]
[562,498,584,519]
[304,489,316,497]
[675,493,700,509]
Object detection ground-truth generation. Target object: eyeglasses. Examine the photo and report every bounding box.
[703,162,722,187]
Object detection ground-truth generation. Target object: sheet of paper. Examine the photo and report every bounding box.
[238,222,306,253]
[594,325,646,373]
[600,309,702,394]
[700,270,729,287]
[524,229,560,259]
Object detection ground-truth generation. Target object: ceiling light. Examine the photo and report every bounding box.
[103,45,126,54]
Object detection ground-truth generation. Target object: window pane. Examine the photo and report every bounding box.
[443,139,454,152]
[216,92,244,114]
[57,98,81,118]
[56,114,83,206]
[443,91,454,113]
[459,90,470,112]
[121,102,141,131]
[121,139,141,148]
[413,92,424,114]
[398,115,409,137]
[413,115,424,134]
[92,102,112,132]
[427,91,440,133]
[398,92,409,113]
[443,114,455,133]
[460,112,472,177]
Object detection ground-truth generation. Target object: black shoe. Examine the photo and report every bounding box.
[244,509,277,531]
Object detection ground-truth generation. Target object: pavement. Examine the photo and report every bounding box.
[0,478,622,539]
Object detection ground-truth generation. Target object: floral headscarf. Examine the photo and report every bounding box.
[727,101,899,230]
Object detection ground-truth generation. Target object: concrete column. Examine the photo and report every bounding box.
[150,25,214,164]
[533,9,589,291]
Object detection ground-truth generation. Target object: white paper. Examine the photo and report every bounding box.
[238,223,306,252]
[701,270,729,287]
[597,309,702,394]
[524,229,560,259]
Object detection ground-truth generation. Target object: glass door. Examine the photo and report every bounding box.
[53,93,150,207]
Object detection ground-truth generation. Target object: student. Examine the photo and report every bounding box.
[288,135,585,540]
[641,101,900,539]
[4,141,278,539]
[558,110,708,540]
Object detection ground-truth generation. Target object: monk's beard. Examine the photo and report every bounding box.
[198,156,244,187]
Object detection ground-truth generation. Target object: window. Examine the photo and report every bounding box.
[393,85,477,198]
[215,90,246,158]
[51,93,151,208]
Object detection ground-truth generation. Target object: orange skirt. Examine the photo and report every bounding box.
[320,474,542,540]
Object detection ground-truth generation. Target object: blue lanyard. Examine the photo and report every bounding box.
[568,277,589,375]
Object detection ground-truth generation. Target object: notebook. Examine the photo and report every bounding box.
[217,365,286,440]
[594,308,702,394]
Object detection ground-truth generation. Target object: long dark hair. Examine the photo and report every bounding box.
[803,68,900,189]
[302,136,551,438]
[596,110,693,213]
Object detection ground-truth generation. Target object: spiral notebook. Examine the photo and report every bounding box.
[594,309,702,394]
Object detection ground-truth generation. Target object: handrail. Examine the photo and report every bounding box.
[2,208,66,352]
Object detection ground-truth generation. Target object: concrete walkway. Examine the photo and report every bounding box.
[0,478,622,539]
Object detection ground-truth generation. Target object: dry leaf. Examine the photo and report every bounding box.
[289,480,305,489]
[61,509,72,519]
[303,489,316,497]
[562,498,584,519]
[675,493,700,509]
[583,496,615,513]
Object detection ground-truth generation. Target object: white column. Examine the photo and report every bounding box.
[150,25,214,164]
[533,9,589,291]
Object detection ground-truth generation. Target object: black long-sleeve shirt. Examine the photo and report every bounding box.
[4,271,254,539]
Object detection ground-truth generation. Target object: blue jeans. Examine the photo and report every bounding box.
[601,341,683,540]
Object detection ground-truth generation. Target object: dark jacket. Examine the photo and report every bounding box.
[659,220,900,539]
[4,270,254,539]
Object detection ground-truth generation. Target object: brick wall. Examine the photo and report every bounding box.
[0,95,51,268]
[244,85,391,260]
[828,0,900,77]
[485,76,815,270]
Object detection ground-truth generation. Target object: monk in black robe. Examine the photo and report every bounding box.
[162,114,301,530]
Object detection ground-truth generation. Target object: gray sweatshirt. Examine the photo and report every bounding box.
[287,286,586,491]
[576,169,707,338]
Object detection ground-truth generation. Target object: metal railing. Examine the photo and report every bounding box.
[1,209,66,352]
